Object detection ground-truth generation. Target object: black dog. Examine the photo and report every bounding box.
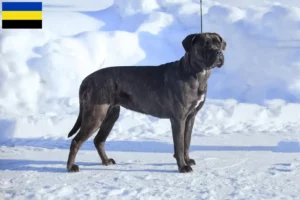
[66,32,226,173]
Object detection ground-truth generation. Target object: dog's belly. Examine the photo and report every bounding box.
[119,101,169,118]
[116,91,170,118]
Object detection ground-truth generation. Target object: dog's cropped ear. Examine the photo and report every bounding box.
[182,34,198,52]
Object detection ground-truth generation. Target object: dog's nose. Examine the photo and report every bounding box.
[216,50,222,55]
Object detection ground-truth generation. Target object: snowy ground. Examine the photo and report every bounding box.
[2,133,300,199]
[1,101,300,199]
[1,0,300,199]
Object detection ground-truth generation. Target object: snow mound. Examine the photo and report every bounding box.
[0,0,300,140]
[1,99,299,141]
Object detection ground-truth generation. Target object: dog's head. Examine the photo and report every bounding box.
[182,32,226,71]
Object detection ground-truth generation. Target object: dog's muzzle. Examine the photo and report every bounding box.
[215,50,224,68]
[206,50,224,70]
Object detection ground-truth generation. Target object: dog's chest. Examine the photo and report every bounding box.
[195,93,205,108]
[190,70,209,109]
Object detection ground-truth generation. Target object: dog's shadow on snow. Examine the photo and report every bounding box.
[0,159,177,173]
[1,139,300,173]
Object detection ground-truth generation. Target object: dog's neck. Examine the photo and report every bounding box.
[181,53,207,75]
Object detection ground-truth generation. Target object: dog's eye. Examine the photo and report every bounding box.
[204,40,212,48]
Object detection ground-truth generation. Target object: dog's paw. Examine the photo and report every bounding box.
[186,159,196,166]
[102,158,116,166]
[180,165,193,173]
[67,164,80,172]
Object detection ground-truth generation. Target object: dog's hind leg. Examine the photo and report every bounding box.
[94,106,120,166]
[67,104,110,172]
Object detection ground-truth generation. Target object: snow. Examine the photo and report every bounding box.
[2,134,300,199]
[1,0,300,199]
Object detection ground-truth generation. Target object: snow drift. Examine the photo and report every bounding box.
[0,0,300,140]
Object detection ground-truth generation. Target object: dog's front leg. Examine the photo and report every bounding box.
[184,112,197,166]
[183,94,206,166]
[171,118,193,173]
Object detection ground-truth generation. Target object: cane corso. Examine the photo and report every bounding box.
[66,32,226,173]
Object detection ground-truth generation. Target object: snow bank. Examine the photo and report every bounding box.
[0,0,300,140]
[2,99,300,140]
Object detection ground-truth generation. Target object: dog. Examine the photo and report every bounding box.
[66,32,226,173]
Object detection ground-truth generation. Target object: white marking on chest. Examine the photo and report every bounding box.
[195,94,205,108]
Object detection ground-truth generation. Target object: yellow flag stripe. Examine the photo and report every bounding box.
[2,11,42,20]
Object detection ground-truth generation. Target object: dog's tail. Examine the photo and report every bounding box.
[68,103,82,138]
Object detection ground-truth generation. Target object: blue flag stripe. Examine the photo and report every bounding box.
[2,2,42,11]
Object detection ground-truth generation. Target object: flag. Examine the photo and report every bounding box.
[2,2,42,29]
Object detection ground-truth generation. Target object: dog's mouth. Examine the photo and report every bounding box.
[216,60,223,68]
[205,58,223,70]
[207,52,224,70]
[195,50,224,71]
[206,65,216,70]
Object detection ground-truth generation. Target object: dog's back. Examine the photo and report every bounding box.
[79,61,181,118]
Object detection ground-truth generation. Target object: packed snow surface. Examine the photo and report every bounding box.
[1,0,300,199]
